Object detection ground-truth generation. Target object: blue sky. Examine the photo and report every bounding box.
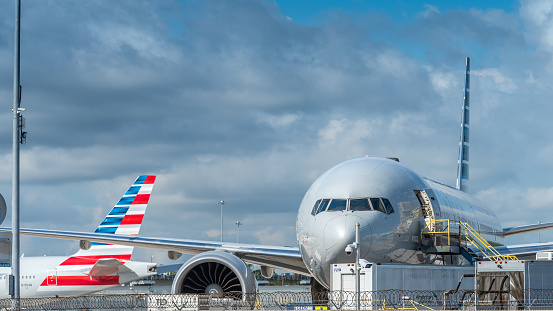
[0,0,553,266]
[274,0,519,25]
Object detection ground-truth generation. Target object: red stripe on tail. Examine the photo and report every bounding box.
[144,175,156,184]
[132,194,150,204]
[120,214,144,225]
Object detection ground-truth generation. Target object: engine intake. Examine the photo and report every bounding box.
[172,250,256,297]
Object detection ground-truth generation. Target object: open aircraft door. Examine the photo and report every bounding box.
[415,189,441,231]
[46,270,57,286]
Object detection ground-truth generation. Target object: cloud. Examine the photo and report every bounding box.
[419,5,440,18]
[0,0,552,265]
[473,68,517,93]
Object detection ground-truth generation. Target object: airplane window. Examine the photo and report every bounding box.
[350,198,371,211]
[327,199,347,211]
[311,199,322,216]
[316,199,330,214]
[370,198,386,213]
[312,199,330,215]
[382,198,395,215]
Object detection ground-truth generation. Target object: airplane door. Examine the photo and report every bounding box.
[415,189,441,231]
[46,270,57,286]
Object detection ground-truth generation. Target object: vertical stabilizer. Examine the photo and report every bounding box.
[70,175,156,261]
[456,57,470,193]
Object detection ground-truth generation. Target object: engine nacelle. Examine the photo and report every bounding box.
[260,265,274,278]
[0,194,6,225]
[171,250,256,297]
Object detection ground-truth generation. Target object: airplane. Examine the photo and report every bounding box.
[0,175,158,298]
[5,58,553,296]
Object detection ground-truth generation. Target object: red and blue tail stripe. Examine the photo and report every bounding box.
[93,175,155,236]
[70,175,155,259]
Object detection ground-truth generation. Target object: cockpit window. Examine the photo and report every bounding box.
[310,197,395,216]
[316,199,330,214]
[326,199,347,211]
[370,198,387,213]
[311,199,321,216]
[311,199,330,216]
[382,198,395,215]
[350,198,371,211]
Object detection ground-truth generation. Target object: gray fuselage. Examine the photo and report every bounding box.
[296,156,502,289]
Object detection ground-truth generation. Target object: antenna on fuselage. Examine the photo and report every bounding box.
[456,57,470,193]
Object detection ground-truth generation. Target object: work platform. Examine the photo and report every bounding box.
[421,219,518,263]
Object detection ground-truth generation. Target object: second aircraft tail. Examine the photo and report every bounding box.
[67,175,156,263]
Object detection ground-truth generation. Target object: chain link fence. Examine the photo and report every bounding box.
[2,289,553,310]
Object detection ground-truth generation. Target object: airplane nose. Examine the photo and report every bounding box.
[323,214,371,261]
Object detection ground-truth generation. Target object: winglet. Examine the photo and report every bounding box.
[456,57,470,193]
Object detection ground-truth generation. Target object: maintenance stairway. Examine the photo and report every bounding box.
[420,219,517,263]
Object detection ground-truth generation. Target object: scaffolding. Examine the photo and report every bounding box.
[420,219,518,262]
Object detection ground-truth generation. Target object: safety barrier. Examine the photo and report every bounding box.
[3,289,553,310]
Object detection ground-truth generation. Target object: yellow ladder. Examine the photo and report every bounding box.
[420,219,517,261]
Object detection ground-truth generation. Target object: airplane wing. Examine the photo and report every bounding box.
[501,222,553,237]
[0,228,309,275]
[494,242,553,258]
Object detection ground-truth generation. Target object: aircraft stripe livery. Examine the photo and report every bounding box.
[0,175,157,298]
[58,254,132,266]
[6,59,553,296]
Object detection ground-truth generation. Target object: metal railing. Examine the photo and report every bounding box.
[421,219,518,261]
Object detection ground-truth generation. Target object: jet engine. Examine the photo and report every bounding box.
[171,250,256,297]
[0,194,6,225]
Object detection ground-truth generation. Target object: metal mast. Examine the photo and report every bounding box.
[218,201,226,242]
[236,221,242,243]
[11,0,22,300]
[456,57,470,193]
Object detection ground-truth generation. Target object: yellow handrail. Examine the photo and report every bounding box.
[421,219,517,261]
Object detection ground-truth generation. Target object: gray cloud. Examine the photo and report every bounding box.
[0,0,552,264]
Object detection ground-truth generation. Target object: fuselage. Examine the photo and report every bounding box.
[296,156,502,289]
[0,255,156,298]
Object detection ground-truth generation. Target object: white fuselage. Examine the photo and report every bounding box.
[296,157,502,288]
[0,256,156,298]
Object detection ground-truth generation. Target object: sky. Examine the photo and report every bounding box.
[1,0,553,266]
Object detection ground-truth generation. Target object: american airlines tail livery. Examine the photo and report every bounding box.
[6,58,553,296]
[0,175,157,298]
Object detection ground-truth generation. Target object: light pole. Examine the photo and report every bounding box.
[218,201,226,242]
[12,0,22,301]
[236,221,242,243]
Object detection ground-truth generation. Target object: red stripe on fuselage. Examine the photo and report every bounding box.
[59,254,131,266]
[144,175,156,184]
[133,194,150,204]
[120,214,144,225]
[40,275,119,286]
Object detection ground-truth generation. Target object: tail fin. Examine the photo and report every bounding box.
[68,175,156,263]
[456,57,470,193]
